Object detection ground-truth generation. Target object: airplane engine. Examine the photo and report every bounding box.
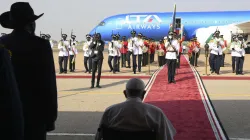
[194,25,240,48]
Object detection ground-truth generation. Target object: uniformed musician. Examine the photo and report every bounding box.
[108,34,118,73]
[157,39,166,67]
[209,31,223,74]
[236,34,247,74]
[133,33,143,73]
[165,31,180,84]
[58,34,70,73]
[149,39,156,63]
[127,30,137,68]
[83,34,92,73]
[219,35,227,67]
[89,33,104,88]
[191,37,200,67]
[69,34,78,72]
[142,37,149,66]
[230,35,237,73]
[120,36,128,67]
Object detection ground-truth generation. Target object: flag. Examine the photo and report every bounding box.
[205,33,214,43]
[169,4,176,33]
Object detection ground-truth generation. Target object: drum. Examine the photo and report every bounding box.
[193,47,199,53]
[158,50,165,56]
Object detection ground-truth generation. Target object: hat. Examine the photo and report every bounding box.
[238,34,243,38]
[164,36,168,40]
[71,35,76,38]
[86,34,91,38]
[215,30,220,34]
[138,33,143,36]
[0,2,44,29]
[1,33,6,36]
[46,34,51,38]
[232,35,237,39]
[130,30,136,34]
[190,38,194,41]
[220,35,223,38]
[62,34,67,38]
[112,35,116,38]
[168,31,173,35]
[122,36,126,39]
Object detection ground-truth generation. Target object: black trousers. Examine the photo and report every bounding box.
[117,56,120,72]
[69,55,75,71]
[91,59,103,86]
[121,53,127,67]
[126,51,132,67]
[235,57,243,74]
[190,52,198,66]
[167,59,176,82]
[58,56,68,73]
[232,56,236,72]
[158,56,165,66]
[142,53,148,66]
[221,53,225,67]
[209,54,221,73]
[177,52,181,68]
[242,56,245,72]
[108,56,117,72]
[150,54,154,63]
[132,54,142,73]
[24,122,46,140]
[152,53,155,62]
[84,56,92,72]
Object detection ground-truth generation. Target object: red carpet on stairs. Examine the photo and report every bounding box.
[143,55,227,140]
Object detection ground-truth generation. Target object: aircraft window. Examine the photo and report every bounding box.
[99,21,105,26]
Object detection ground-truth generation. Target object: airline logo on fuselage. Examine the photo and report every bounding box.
[123,15,162,30]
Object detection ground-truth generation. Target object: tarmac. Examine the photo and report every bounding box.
[47,52,250,140]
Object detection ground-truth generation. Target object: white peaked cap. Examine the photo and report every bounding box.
[164,36,168,39]
[126,78,145,90]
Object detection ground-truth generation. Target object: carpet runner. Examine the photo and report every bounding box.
[143,55,228,140]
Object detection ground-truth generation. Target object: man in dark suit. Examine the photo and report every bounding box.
[0,2,58,140]
[89,33,104,88]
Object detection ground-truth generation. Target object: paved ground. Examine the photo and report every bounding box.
[47,52,250,140]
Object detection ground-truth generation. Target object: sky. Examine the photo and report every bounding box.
[0,0,249,40]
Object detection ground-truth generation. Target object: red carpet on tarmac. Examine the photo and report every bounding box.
[143,55,228,140]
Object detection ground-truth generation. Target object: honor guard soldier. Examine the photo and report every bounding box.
[165,31,180,84]
[187,38,194,63]
[108,34,118,73]
[127,30,137,68]
[58,34,70,73]
[45,34,54,48]
[83,34,93,73]
[133,33,144,74]
[190,37,200,66]
[230,35,244,75]
[177,37,183,68]
[69,34,78,72]
[142,37,149,66]
[89,33,104,88]
[157,39,166,67]
[120,36,128,67]
[149,39,156,63]
[116,34,122,72]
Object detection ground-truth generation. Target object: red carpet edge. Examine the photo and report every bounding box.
[185,56,229,140]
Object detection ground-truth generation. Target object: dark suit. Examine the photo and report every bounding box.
[89,40,104,86]
[0,47,24,140]
[0,30,58,140]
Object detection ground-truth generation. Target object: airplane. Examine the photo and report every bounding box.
[89,6,250,47]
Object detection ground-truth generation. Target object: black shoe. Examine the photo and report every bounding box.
[96,85,101,88]
[232,70,235,73]
[172,80,176,84]
[64,71,67,74]
[168,81,172,84]
[85,70,88,73]
[90,86,94,88]
[110,69,113,72]
[134,71,136,74]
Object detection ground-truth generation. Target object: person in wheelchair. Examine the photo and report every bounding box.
[95,78,176,140]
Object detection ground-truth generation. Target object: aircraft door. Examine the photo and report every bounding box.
[175,18,181,29]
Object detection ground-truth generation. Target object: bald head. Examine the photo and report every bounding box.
[124,78,146,99]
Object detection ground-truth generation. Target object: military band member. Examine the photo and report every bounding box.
[127,30,137,68]
[89,33,104,88]
[58,34,70,73]
[187,38,194,63]
[209,31,223,74]
[69,34,78,72]
[165,31,180,84]
[149,39,156,63]
[157,39,166,67]
[219,35,227,67]
[230,36,243,75]
[230,35,237,73]
[177,37,183,68]
[237,34,247,74]
[108,35,118,73]
[44,34,53,48]
[142,37,149,66]
[190,37,200,66]
[83,34,92,73]
[133,33,144,73]
[120,36,128,67]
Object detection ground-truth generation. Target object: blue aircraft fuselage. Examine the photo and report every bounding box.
[89,11,250,41]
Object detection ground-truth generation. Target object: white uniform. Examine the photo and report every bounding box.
[165,39,179,60]
[134,39,144,55]
[108,40,120,56]
[58,40,70,57]
[95,97,176,140]
[128,37,138,53]
[230,41,243,57]
[83,41,92,57]
[50,40,54,48]
[116,41,122,57]
[69,39,78,55]
[209,39,223,55]
[239,40,247,57]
